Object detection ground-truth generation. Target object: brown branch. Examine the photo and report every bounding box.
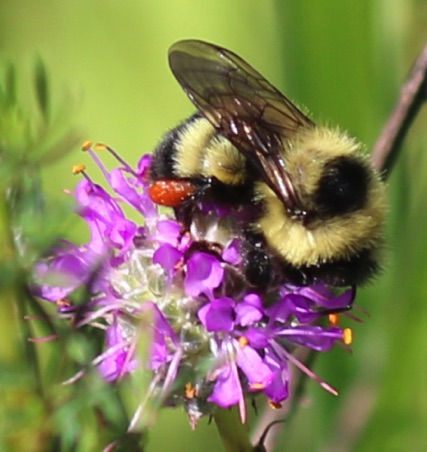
[371,42,427,176]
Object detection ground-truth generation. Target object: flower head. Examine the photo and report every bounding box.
[33,143,355,427]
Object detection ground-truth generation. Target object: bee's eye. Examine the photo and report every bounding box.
[315,156,370,217]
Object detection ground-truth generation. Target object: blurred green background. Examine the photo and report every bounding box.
[1,0,427,451]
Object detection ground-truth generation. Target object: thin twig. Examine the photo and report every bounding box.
[371,41,427,176]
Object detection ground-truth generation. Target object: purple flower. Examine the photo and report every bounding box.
[184,252,224,298]
[235,294,263,326]
[198,297,235,332]
[33,143,356,428]
[33,242,94,301]
[75,179,137,255]
[97,318,139,382]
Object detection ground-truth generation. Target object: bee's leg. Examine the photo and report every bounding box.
[173,202,195,230]
[243,231,274,292]
[315,286,357,316]
[172,176,214,230]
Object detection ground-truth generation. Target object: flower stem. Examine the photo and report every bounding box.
[213,407,254,452]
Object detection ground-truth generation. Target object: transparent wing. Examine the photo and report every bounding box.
[168,39,314,217]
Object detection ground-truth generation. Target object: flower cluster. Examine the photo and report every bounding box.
[33,143,354,427]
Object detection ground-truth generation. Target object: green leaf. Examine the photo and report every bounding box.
[4,62,17,107]
[34,58,50,120]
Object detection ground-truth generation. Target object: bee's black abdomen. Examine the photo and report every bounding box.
[280,248,381,287]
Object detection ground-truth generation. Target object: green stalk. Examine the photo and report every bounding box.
[213,407,254,452]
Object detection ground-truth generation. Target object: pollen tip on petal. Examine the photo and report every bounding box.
[174,260,185,271]
[81,140,93,151]
[95,143,107,151]
[56,299,72,307]
[185,382,197,399]
[328,313,340,325]
[250,382,266,390]
[343,328,353,345]
[72,164,86,175]
[269,401,282,410]
[238,336,249,348]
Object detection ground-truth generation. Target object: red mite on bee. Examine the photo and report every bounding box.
[148,39,387,290]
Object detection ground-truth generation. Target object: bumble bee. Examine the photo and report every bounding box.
[149,39,387,288]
